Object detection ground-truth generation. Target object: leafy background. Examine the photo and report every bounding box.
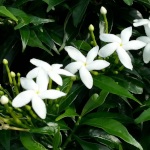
[1,0,150,149]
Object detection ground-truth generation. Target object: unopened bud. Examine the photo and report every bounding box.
[17,73,21,77]
[10,71,16,77]
[0,95,9,105]
[100,6,107,15]
[89,24,94,31]
[3,59,8,65]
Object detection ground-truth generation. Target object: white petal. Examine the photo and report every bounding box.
[143,43,150,63]
[121,27,132,44]
[144,25,150,37]
[100,34,121,43]
[79,67,93,89]
[65,46,86,62]
[99,43,118,57]
[36,69,49,92]
[48,71,62,86]
[86,60,110,71]
[56,69,74,76]
[40,90,66,99]
[137,36,150,43]
[133,19,149,27]
[12,91,34,107]
[116,47,133,70]
[21,77,38,91]
[123,40,146,51]
[51,64,63,70]
[32,95,46,119]
[30,58,51,70]
[65,62,82,74]
[26,67,41,79]
[86,46,99,64]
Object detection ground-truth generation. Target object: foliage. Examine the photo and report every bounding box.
[0,0,150,150]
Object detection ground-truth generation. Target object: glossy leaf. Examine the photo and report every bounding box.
[135,108,150,124]
[20,132,47,150]
[72,0,90,27]
[123,0,133,5]
[19,26,30,52]
[81,90,109,116]
[81,118,143,150]
[53,128,62,150]
[27,30,53,55]
[93,75,142,105]
[0,6,18,22]
[55,106,78,121]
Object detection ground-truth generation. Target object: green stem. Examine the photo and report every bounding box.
[48,78,52,89]
[103,14,108,33]
[90,30,97,46]
[61,116,82,149]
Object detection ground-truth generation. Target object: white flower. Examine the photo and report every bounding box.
[137,34,150,63]
[64,46,110,89]
[12,77,66,119]
[133,17,150,37]
[99,26,146,70]
[26,58,74,86]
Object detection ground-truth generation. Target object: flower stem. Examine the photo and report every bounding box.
[103,14,108,33]
[61,116,82,149]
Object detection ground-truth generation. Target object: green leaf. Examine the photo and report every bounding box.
[72,0,90,27]
[123,0,133,5]
[75,136,110,150]
[0,6,18,22]
[19,26,30,52]
[135,108,150,124]
[43,0,66,12]
[93,75,142,105]
[81,118,143,150]
[55,106,79,121]
[20,132,47,150]
[0,130,10,150]
[81,90,109,116]
[53,128,62,150]
[30,126,58,135]
[135,0,150,8]
[27,30,53,55]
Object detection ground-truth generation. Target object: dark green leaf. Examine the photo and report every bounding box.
[81,90,109,116]
[43,0,66,12]
[0,130,10,150]
[81,118,143,150]
[93,75,142,105]
[19,26,30,52]
[0,6,18,22]
[20,132,47,150]
[135,108,150,124]
[53,128,62,150]
[72,0,90,27]
[123,0,133,5]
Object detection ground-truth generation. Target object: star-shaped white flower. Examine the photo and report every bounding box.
[64,46,110,89]
[12,77,66,119]
[26,58,74,86]
[99,26,146,70]
[133,17,150,37]
[136,33,150,63]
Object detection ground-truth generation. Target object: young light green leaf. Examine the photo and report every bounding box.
[81,90,109,116]
[81,118,143,150]
[135,107,150,124]
[123,0,133,5]
[93,75,142,105]
[0,6,18,22]
[19,26,30,52]
[55,106,78,121]
[20,132,47,150]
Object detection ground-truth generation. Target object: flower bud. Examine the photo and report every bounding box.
[100,6,107,15]
[0,95,9,105]
[89,24,94,31]
[10,71,16,77]
[3,59,8,65]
